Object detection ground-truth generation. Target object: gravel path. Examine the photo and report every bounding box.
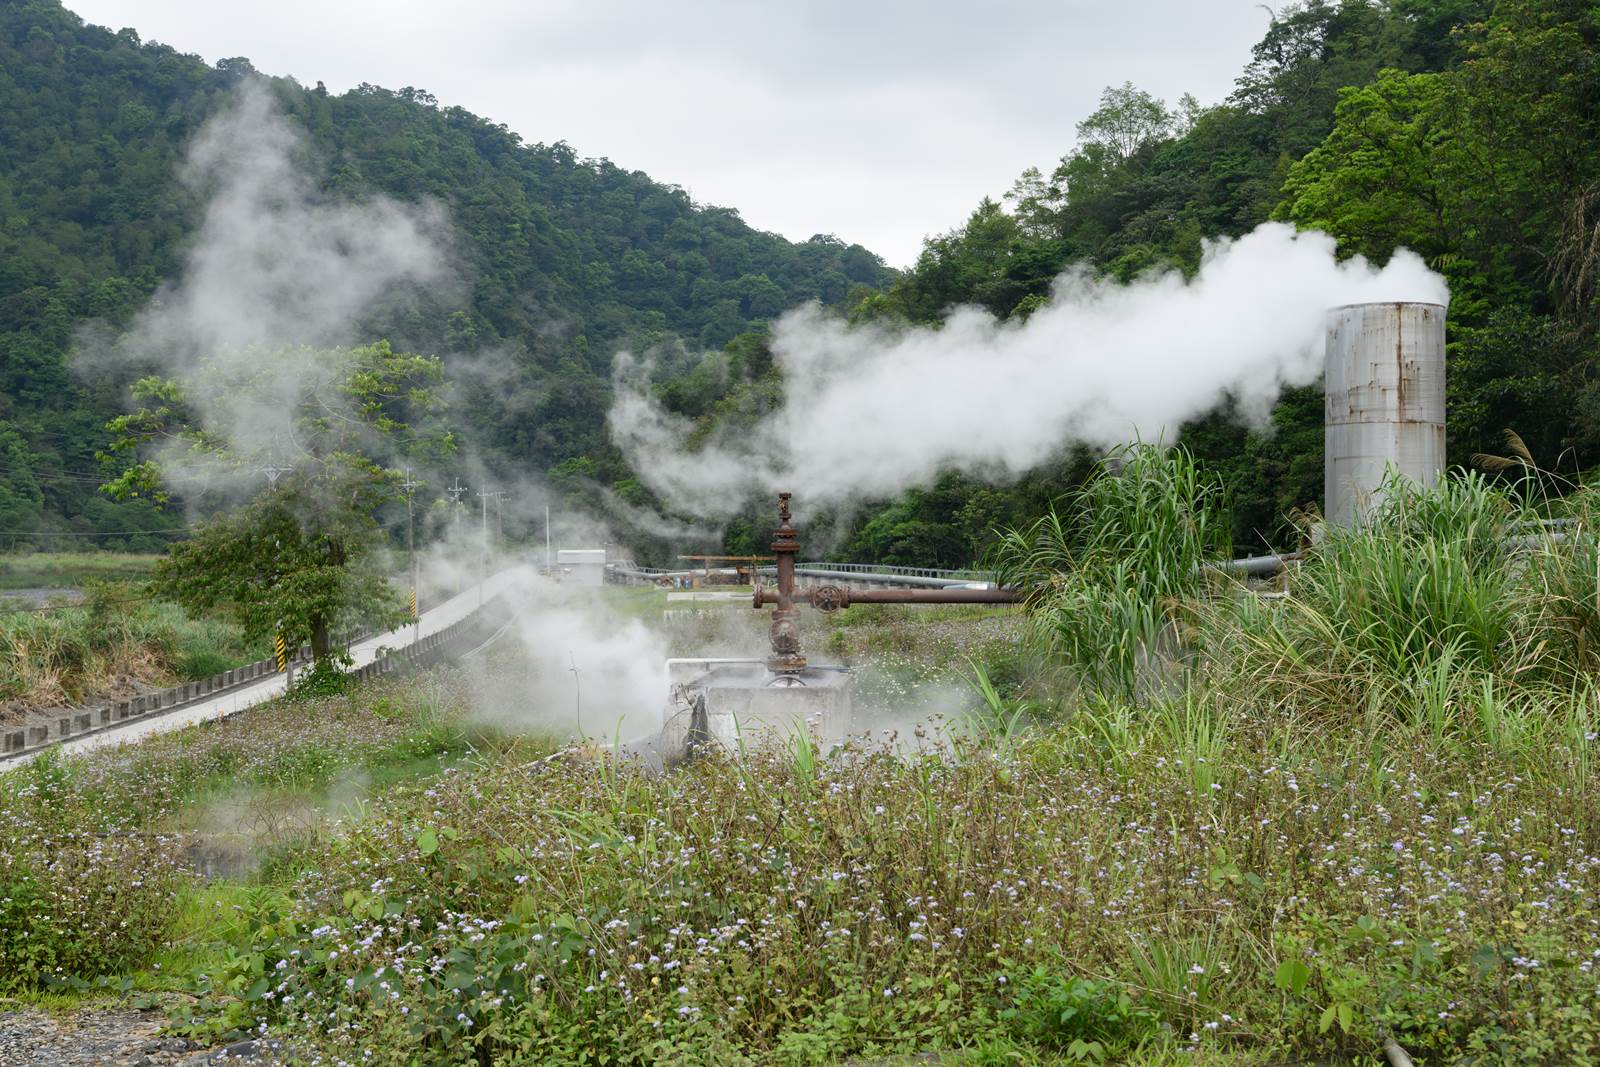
[0,1006,285,1067]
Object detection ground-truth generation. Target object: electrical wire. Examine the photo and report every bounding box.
[0,462,115,484]
[2,528,191,537]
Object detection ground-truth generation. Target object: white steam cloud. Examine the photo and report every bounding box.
[609,223,1448,516]
[77,81,452,490]
[462,565,668,742]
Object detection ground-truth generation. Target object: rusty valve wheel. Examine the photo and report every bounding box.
[808,584,849,612]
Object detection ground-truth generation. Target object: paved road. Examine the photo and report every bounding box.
[3,571,523,770]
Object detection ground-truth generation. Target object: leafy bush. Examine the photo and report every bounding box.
[1001,970,1158,1062]
[0,754,183,989]
[287,658,354,699]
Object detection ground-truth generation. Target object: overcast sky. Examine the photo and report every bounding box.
[68,1,1272,267]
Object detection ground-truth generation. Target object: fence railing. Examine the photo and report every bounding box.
[1,597,510,763]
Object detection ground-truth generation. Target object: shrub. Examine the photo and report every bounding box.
[1000,970,1158,1062]
[0,753,184,989]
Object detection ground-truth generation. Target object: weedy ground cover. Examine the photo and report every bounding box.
[0,552,160,591]
[0,672,525,994]
[9,456,1600,1065]
[6,656,1598,1064]
[0,579,264,710]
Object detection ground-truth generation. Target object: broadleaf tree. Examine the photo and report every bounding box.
[103,340,453,666]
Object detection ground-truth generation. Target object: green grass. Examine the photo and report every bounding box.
[0,552,159,591]
[0,583,265,707]
[0,672,543,1007]
[11,466,1600,1065]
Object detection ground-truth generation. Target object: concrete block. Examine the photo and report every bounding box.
[74,713,91,733]
[57,717,71,737]
[27,725,48,746]
[661,661,854,754]
[4,730,23,753]
[102,706,115,725]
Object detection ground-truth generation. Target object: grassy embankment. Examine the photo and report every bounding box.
[0,553,266,712]
[4,453,1600,1064]
[0,552,160,591]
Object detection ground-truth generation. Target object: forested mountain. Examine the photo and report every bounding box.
[752,0,1596,563]
[5,0,1598,566]
[0,0,891,548]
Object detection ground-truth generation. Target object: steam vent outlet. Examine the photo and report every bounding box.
[1324,301,1446,527]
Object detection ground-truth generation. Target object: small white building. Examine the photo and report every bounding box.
[556,548,607,587]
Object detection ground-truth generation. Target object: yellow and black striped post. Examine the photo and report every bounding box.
[274,633,287,672]
[409,588,418,618]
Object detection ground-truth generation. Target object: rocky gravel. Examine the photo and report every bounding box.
[0,1007,285,1067]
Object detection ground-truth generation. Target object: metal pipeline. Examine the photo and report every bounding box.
[754,585,1022,610]
[754,491,1024,671]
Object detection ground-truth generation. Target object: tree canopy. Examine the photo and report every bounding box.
[738,0,1599,563]
[0,0,891,551]
[104,341,451,663]
[7,0,1600,568]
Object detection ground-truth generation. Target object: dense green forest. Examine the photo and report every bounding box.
[0,0,891,550]
[3,0,1598,566]
[714,0,1597,564]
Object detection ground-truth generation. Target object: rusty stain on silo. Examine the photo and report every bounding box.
[1324,302,1446,526]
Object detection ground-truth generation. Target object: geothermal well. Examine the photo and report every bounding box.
[1324,301,1447,526]
[655,493,1020,758]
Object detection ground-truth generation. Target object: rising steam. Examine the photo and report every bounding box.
[76,80,453,493]
[609,223,1449,516]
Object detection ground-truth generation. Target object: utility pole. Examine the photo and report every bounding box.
[545,504,553,576]
[400,468,421,643]
[445,478,468,601]
[476,488,504,607]
[569,650,581,738]
[477,488,490,607]
[258,463,294,489]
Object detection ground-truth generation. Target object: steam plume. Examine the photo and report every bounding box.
[77,80,453,492]
[609,223,1448,516]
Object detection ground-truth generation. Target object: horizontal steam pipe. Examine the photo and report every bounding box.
[754,585,1023,610]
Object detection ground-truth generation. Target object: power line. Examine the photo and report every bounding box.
[2,528,191,537]
[0,462,115,484]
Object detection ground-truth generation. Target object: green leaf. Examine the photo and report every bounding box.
[1274,958,1310,996]
[417,828,438,855]
[1319,1003,1338,1034]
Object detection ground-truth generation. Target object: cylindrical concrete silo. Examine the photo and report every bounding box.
[1324,302,1446,526]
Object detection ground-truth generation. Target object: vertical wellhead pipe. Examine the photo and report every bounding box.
[1324,302,1446,526]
